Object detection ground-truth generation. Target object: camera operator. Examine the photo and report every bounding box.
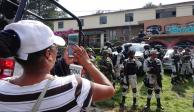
[143,49,164,111]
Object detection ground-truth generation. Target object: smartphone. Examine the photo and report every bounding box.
[68,33,79,57]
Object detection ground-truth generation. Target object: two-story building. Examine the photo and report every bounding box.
[54,1,194,48]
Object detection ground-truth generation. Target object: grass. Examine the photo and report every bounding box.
[95,74,194,112]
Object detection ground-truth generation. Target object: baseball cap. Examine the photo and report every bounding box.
[4,20,65,60]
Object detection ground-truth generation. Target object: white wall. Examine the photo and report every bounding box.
[53,4,194,31]
[134,9,156,23]
[176,5,193,17]
[54,9,155,31]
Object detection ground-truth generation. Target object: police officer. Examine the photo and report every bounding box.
[171,46,181,84]
[86,47,96,64]
[143,49,164,110]
[98,50,115,87]
[120,50,141,111]
[123,44,132,59]
[155,45,164,61]
[112,46,125,79]
[143,45,150,59]
[180,47,193,80]
[190,46,194,80]
[101,41,113,55]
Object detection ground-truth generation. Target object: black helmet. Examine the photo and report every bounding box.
[144,45,150,50]
[116,46,122,52]
[124,44,132,49]
[102,50,109,56]
[155,45,161,50]
[128,50,135,57]
[105,41,112,47]
[173,46,178,49]
[185,47,190,52]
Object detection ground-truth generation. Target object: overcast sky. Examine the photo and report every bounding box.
[58,0,194,16]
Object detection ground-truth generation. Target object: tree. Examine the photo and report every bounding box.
[0,0,66,29]
[24,0,67,29]
[95,10,104,14]
[143,2,157,8]
[0,0,18,29]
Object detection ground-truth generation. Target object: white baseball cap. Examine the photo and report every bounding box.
[4,20,65,60]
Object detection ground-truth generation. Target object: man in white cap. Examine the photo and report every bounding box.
[143,49,164,111]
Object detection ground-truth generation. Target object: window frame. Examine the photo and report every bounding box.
[125,13,134,22]
[99,16,107,24]
[58,21,64,29]
[192,6,194,15]
[156,8,176,19]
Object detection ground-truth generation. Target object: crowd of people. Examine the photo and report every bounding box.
[98,42,194,111]
[169,46,194,85]
[99,43,164,111]
[50,38,194,111]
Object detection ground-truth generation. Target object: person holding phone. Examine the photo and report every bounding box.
[0,20,115,111]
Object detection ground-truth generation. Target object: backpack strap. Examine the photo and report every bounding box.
[31,76,55,112]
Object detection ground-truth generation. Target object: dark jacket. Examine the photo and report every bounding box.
[51,58,70,76]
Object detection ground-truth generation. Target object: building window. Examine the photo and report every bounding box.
[156,8,176,19]
[125,13,133,22]
[58,21,64,29]
[193,6,194,15]
[99,16,107,24]
[108,29,117,41]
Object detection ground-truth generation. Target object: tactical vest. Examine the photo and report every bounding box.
[143,50,150,59]
[124,59,137,75]
[182,52,191,63]
[147,59,161,74]
[172,52,180,63]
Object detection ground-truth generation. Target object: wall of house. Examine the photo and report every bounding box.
[53,9,155,31]
[176,5,192,17]
[54,5,194,32]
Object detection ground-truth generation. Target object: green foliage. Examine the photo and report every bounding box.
[143,2,158,8]
[95,56,101,63]
[24,0,67,29]
[95,74,194,112]
[110,39,124,47]
[93,48,101,55]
